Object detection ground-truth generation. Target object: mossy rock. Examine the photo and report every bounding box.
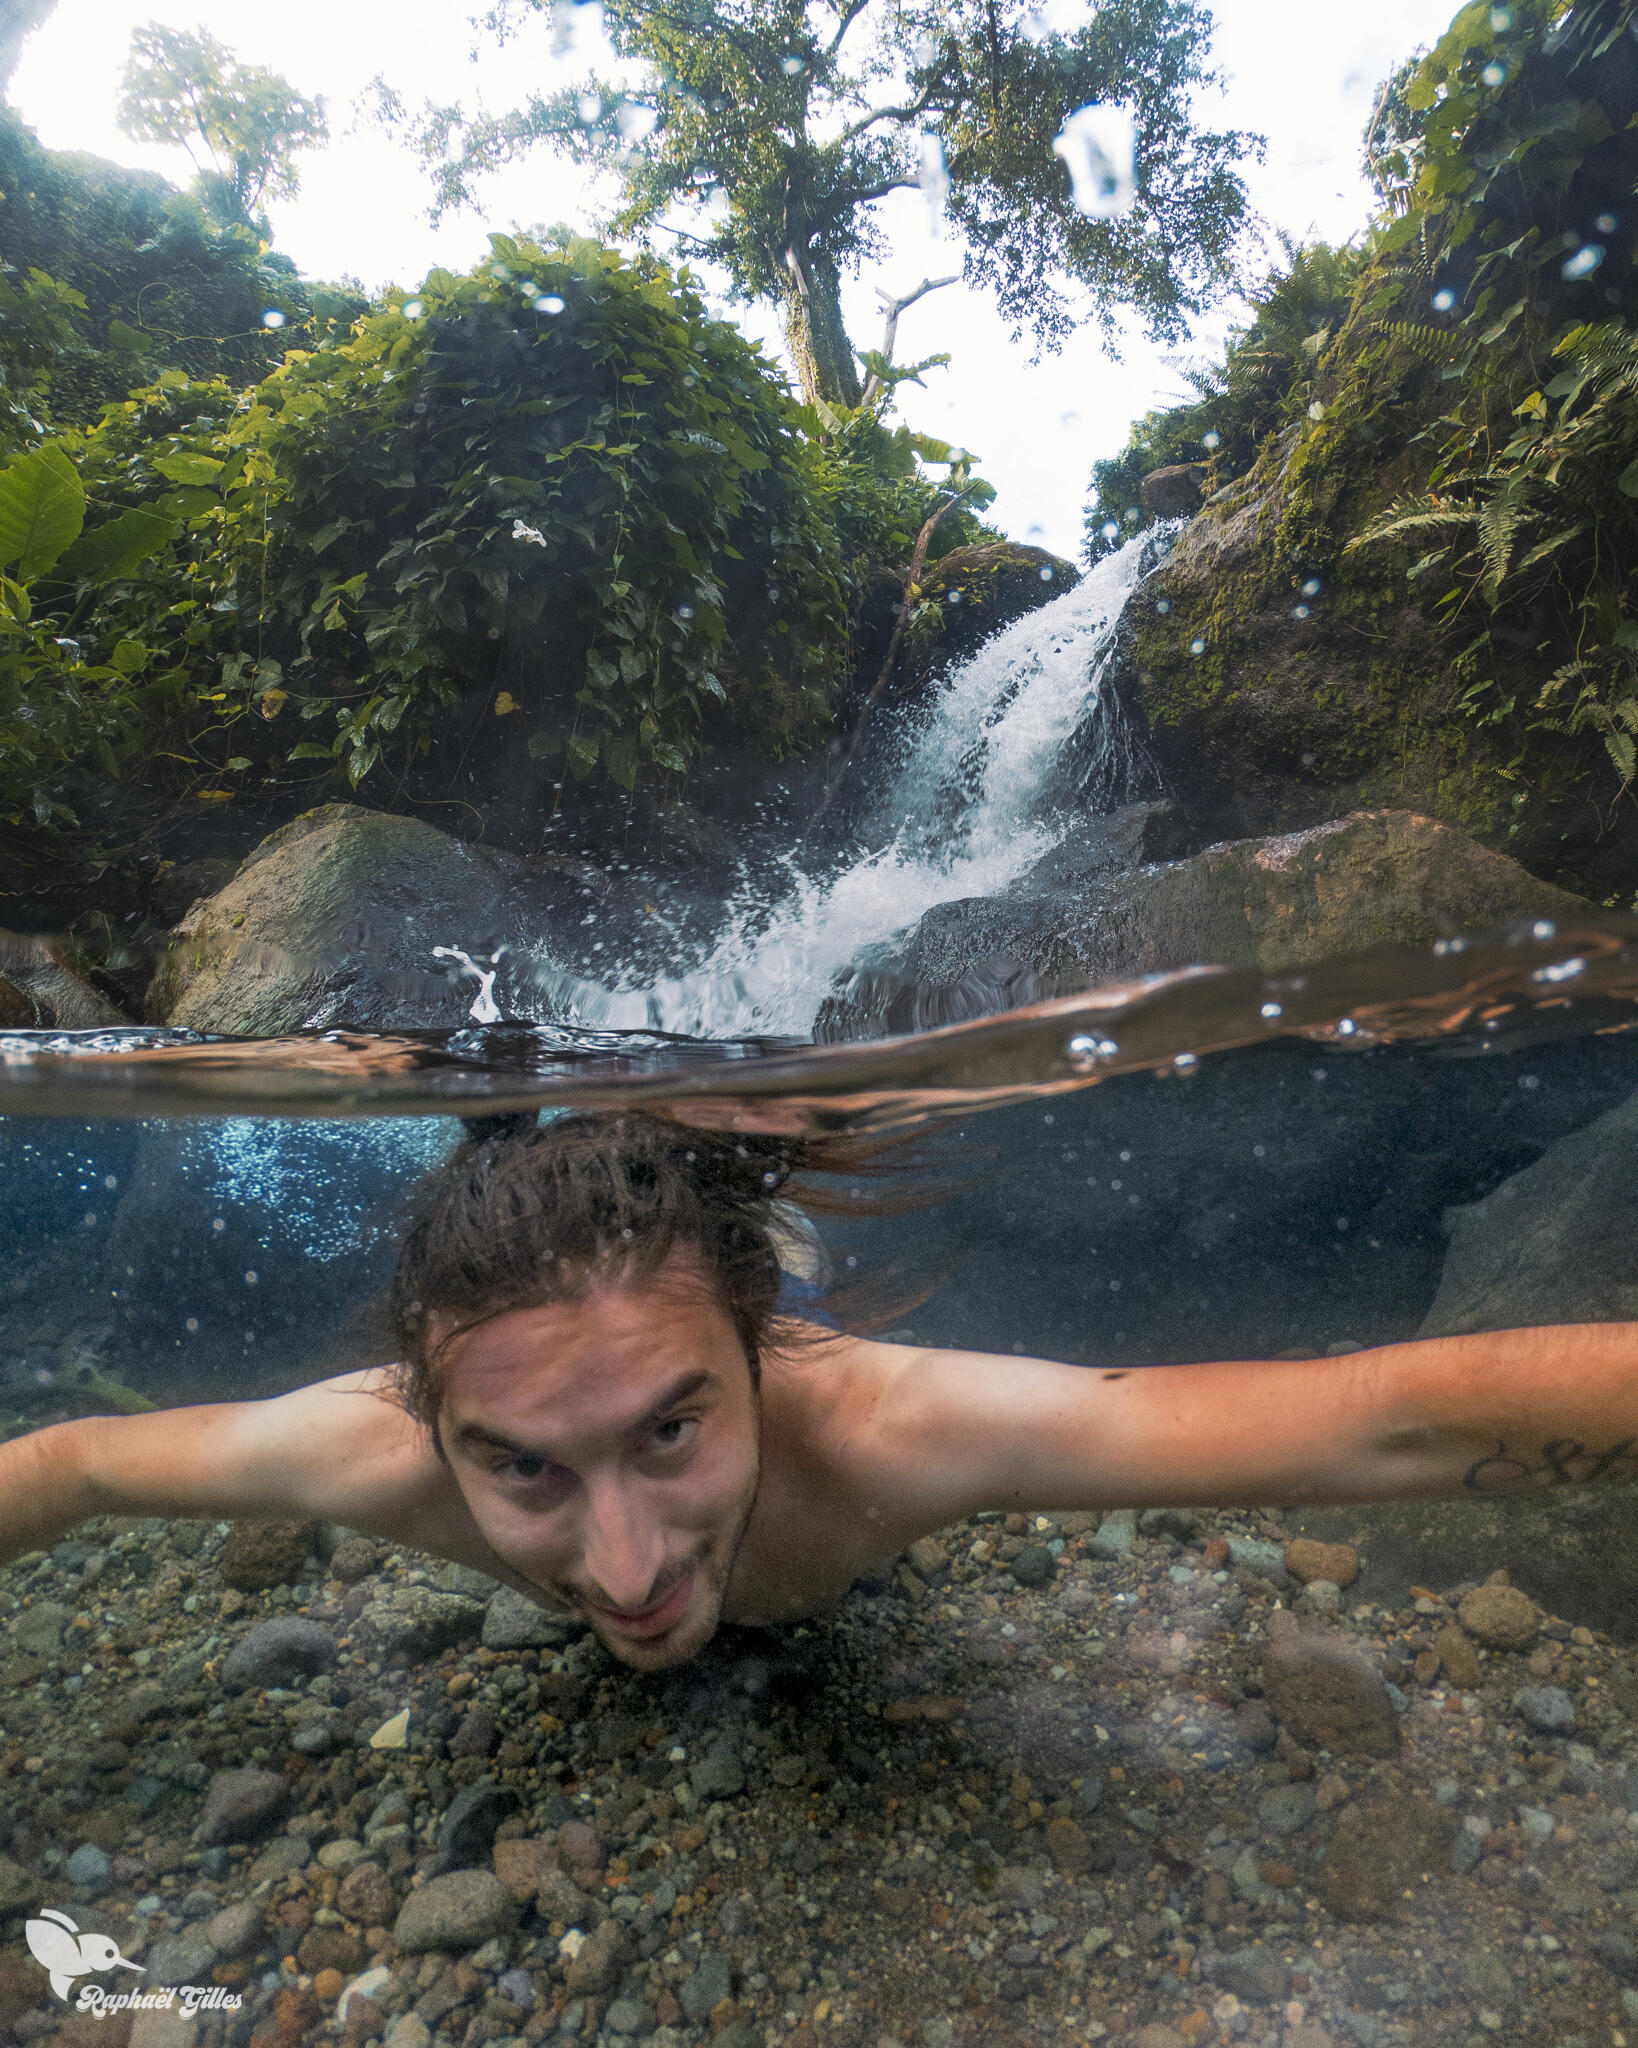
[1108,421,1638,901]
[899,541,1078,688]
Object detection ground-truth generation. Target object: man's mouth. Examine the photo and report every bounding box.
[593,1567,696,1639]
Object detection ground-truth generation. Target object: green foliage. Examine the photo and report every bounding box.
[0,436,185,829]
[1354,321,1638,784]
[0,109,349,436]
[383,0,1257,406]
[117,22,329,231]
[21,236,914,815]
[1085,237,1364,559]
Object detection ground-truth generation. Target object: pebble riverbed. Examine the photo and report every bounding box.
[1,1502,1636,2048]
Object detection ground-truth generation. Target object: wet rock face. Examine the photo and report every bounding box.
[891,541,1080,692]
[817,806,1587,1041]
[0,928,128,1027]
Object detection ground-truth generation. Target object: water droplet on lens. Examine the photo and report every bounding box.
[578,92,601,124]
[1202,430,1220,450]
[550,0,603,56]
[403,299,424,319]
[1292,603,1310,619]
[1155,598,1170,614]
[1595,212,1618,234]
[780,53,805,74]
[1189,637,1206,655]
[1301,576,1322,597]
[1432,288,1457,311]
[261,308,285,328]
[1531,919,1556,940]
[535,294,566,314]
[918,133,949,231]
[1562,243,1604,280]
[1052,104,1137,218]
[1039,566,1053,580]
[1260,1002,1282,1020]
[1482,59,1507,85]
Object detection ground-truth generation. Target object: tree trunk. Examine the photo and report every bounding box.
[781,245,862,410]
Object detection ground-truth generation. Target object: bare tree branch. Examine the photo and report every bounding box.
[859,273,959,405]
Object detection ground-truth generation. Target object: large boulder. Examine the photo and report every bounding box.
[906,542,1079,679]
[1107,425,1638,900]
[819,807,1587,1040]
[1288,1088,1638,1640]
[145,803,597,1035]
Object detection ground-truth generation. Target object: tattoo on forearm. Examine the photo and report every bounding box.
[1463,1437,1638,1492]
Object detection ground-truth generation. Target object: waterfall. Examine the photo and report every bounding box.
[517,529,1165,1040]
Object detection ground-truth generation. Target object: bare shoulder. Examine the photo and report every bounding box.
[759,1332,1002,1543]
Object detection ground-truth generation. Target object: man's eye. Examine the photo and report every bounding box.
[651,1416,697,1451]
[499,1453,550,1482]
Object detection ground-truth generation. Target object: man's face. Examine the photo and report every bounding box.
[433,1255,762,1671]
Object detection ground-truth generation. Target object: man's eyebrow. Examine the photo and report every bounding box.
[450,1370,714,1459]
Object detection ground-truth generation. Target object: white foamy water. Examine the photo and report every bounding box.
[514,532,1160,1039]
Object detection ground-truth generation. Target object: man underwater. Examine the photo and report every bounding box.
[2,1110,1634,1673]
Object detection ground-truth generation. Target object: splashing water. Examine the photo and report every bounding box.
[1053,103,1138,218]
[518,532,1163,1038]
[433,946,504,1024]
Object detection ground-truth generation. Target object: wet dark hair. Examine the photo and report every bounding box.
[385,1108,938,1440]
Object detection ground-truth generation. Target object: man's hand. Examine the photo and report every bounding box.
[847,1322,1638,1537]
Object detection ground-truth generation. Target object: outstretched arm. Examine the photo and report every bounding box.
[0,1370,549,1599]
[851,1322,1638,1537]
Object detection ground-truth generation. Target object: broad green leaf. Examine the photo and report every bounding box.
[0,443,85,579]
[56,507,179,585]
[152,451,224,488]
[108,640,151,677]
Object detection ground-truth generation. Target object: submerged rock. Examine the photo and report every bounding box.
[196,1766,290,1845]
[1290,1093,1638,1639]
[390,1869,517,1953]
[219,1616,337,1691]
[1260,1609,1400,1758]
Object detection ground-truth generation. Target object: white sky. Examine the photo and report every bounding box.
[10,0,1457,558]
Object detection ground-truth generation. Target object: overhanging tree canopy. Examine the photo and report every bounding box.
[384,0,1261,407]
[117,22,329,231]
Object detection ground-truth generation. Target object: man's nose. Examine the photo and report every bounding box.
[578,1478,666,1612]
